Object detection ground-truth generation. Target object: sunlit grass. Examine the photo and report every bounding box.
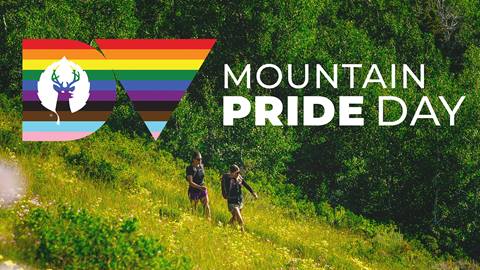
[0,109,437,269]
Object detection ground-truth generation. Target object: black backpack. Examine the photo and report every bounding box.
[221,174,231,199]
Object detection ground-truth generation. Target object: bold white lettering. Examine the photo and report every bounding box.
[223,96,251,125]
[304,96,335,126]
[339,96,364,126]
[255,96,283,126]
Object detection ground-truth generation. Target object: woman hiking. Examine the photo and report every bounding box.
[186,151,211,220]
[221,164,258,231]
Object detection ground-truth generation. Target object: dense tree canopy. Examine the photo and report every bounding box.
[0,0,478,260]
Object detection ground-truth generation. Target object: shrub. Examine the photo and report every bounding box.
[64,149,120,184]
[14,205,191,270]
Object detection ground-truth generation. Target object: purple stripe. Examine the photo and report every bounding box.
[120,80,190,91]
[23,91,116,101]
[23,80,115,91]
[127,91,185,101]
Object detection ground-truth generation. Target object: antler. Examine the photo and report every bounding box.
[50,68,80,99]
[51,69,62,89]
[66,69,80,88]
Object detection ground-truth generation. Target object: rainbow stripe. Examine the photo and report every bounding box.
[22,39,216,141]
[22,39,117,141]
[96,39,215,140]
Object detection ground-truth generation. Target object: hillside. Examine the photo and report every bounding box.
[1,0,479,264]
[0,100,450,270]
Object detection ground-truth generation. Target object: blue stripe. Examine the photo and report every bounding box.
[23,80,116,91]
[119,80,191,91]
[23,121,105,132]
[144,121,167,132]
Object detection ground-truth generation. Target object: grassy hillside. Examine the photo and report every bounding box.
[0,99,464,269]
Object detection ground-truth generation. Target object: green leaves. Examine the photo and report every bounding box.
[14,206,191,270]
[0,0,479,261]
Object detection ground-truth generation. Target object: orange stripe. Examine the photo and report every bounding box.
[101,49,210,59]
[23,49,104,59]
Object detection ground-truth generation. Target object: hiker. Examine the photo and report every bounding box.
[222,164,258,231]
[186,151,211,220]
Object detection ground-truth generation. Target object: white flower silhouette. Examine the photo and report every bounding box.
[37,57,90,125]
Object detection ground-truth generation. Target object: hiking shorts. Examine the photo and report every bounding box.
[228,202,244,213]
[188,186,207,201]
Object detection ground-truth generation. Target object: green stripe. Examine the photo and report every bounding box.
[114,70,197,80]
[23,70,43,80]
[23,70,197,81]
[23,70,115,81]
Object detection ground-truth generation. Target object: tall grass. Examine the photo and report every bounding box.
[0,101,447,270]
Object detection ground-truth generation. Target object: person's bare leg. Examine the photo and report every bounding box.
[201,196,211,220]
[191,199,198,214]
[239,208,246,232]
[233,207,244,232]
[228,210,235,225]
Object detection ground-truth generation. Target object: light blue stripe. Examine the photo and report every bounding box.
[22,121,105,132]
[145,121,167,132]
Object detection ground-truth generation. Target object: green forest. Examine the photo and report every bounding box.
[0,0,479,269]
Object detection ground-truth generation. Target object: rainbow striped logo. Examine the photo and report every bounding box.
[22,39,216,141]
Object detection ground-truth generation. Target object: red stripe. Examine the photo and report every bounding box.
[95,39,216,49]
[23,39,94,49]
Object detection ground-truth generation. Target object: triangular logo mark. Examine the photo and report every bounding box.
[96,39,216,140]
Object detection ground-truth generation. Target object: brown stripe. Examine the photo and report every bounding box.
[137,111,172,121]
[23,111,112,121]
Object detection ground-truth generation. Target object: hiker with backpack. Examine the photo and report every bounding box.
[221,164,258,231]
[186,151,211,220]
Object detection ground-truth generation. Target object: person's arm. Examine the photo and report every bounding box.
[242,179,258,199]
[186,167,205,190]
[187,175,206,190]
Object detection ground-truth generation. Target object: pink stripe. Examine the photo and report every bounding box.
[23,132,93,141]
[151,132,161,140]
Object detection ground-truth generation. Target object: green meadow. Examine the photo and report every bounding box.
[0,99,470,270]
[1,0,480,269]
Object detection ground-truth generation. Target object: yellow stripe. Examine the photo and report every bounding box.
[23,59,204,70]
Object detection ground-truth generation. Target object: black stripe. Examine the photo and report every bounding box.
[131,101,179,111]
[23,101,115,111]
